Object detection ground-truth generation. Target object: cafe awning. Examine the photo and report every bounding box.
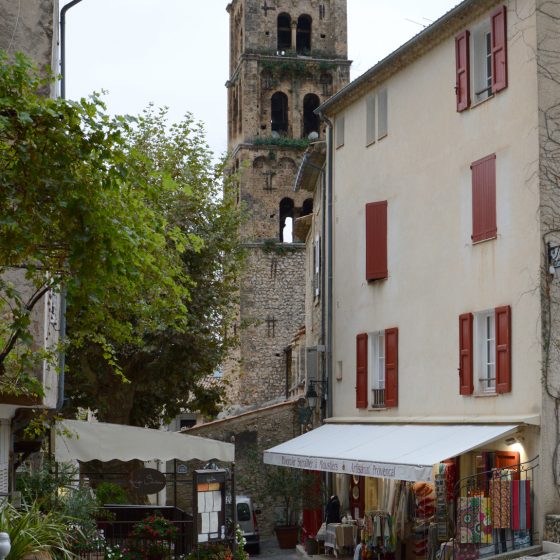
[263,423,518,482]
[55,419,235,463]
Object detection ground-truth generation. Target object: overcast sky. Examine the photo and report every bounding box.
[65,0,459,157]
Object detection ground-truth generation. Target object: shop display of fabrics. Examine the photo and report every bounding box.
[457,497,492,544]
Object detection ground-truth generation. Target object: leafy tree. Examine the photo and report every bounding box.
[0,52,191,396]
[65,107,244,426]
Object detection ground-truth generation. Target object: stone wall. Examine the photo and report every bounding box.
[172,401,301,537]
[0,1,58,74]
[226,244,306,407]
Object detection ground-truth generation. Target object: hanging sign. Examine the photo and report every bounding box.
[130,468,166,495]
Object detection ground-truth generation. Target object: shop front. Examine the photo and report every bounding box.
[264,423,539,560]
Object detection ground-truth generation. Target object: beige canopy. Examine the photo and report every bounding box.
[55,419,234,463]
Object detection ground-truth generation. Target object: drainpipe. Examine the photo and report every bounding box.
[60,0,84,100]
[56,287,67,411]
[317,111,334,420]
[57,0,83,409]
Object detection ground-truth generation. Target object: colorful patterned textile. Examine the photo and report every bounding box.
[489,480,511,529]
[455,543,479,560]
[458,497,492,544]
[512,480,531,531]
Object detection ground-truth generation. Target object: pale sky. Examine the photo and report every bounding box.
[65,0,459,157]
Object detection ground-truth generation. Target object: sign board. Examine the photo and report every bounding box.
[130,468,166,495]
[193,469,227,544]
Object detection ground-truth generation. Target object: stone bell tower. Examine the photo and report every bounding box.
[224,0,350,409]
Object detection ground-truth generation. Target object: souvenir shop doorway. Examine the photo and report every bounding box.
[334,455,538,560]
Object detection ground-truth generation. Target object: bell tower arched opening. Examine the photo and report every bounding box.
[296,14,312,53]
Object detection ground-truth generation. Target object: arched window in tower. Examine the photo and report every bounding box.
[303,93,320,138]
[320,73,333,96]
[277,13,291,50]
[297,15,312,53]
[301,198,313,216]
[271,92,289,134]
[279,197,295,242]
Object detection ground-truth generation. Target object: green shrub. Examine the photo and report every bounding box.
[0,501,73,559]
[95,482,128,505]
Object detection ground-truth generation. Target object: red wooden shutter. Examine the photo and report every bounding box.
[384,327,398,408]
[356,333,368,409]
[365,201,388,281]
[491,6,508,93]
[471,154,497,243]
[459,313,474,395]
[455,30,470,112]
[495,305,511,393]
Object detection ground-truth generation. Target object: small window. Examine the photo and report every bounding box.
[455,6,507,112]
[377,89,388,140]
[303,93,320,138]
[368,331,385,407]
[279,197,294,242]
[471,20,493,103]
[474,310,496,394]
[320,73,333,97]
[471,154,497,243]
[458,305,511,396]
[366,94,376,146]
[335,115,344,148]
[277,13,291,50]
[271,92,289,134]
[365,201,388,281]
[313,235,321,298]
[297,14,312,53]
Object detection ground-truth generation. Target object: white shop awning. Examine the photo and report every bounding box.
[263,423,518,482]
[55,419,235,463]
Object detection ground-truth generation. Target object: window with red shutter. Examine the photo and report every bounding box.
[471,154,497,243]
[459,313,474,395]
[491,6,508,93]
[495,305,511,393]
[356,333,368,409]
[455,30,470,112]
[384,327,398,408]
[365,201,387,281]
[456,5,508,110]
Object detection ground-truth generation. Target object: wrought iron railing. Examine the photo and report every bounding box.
[451,456,539,560]
[76,517,193,559]
[371,388,385,408]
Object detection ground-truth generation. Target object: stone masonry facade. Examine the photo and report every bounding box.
[176,402,301,537]
[224,0,349,408]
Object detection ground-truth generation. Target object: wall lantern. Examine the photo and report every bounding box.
[305,379,327,410]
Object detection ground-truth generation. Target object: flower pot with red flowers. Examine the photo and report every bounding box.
[129,514,178,560]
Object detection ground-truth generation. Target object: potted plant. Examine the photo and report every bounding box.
[263,465,317,549]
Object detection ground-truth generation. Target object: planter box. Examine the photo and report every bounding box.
[275,525,299,549]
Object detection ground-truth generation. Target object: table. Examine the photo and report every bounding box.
[325,523,358,557]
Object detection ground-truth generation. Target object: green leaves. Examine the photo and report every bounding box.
[65,105,244,427]
[0,52,189,393]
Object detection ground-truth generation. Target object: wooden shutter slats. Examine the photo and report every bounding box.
[356,333,368,409]
[491,6,508,93]
[495,305,512,393]
[459,313,474,395]
[384,327,398,408]
[365,201,388,281]
[471,154,497,243]
[455,30,470,112]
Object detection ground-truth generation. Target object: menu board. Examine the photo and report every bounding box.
[194,470,227,544]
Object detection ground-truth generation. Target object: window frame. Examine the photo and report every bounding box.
[474,309,496,394]
[368,331,385,408]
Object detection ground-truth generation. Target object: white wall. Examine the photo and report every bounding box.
[330,2,541,420]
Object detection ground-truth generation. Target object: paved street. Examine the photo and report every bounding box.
[255,537,304,559]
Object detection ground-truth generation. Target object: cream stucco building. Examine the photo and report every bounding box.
[265,0,560,556]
